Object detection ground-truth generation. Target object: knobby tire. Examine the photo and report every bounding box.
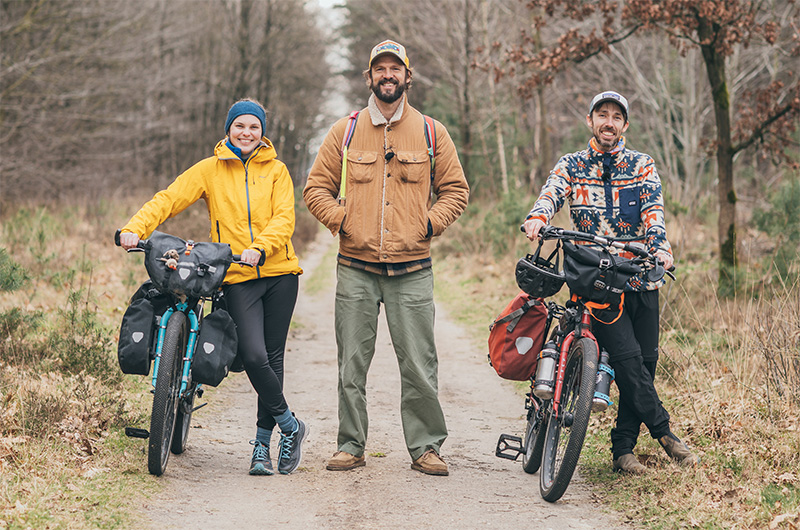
[172,305,201,455]
[171,386,195,455]
[522,397,548,474]
[539,336,597,502]
[148,311,186,476]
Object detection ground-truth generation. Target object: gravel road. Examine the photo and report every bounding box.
[141,234,635,530]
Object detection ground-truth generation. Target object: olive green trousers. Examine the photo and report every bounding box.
[334,264,448,461]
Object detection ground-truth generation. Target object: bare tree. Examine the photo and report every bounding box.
[506,0,800,293]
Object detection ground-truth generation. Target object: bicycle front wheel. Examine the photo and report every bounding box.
[148,311,186,476]
[522,396,548,474]
[539,336,597,502]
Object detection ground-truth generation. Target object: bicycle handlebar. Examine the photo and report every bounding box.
[521,224,675,281]
[114,229,263,267]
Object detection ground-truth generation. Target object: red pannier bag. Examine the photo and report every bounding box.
[488,291,548,381]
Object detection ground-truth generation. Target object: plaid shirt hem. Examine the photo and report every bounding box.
[337,254,432,277]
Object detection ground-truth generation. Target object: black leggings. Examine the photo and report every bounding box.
[223,274,298,431]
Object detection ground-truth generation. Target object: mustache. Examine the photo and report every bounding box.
[379,79,398,86]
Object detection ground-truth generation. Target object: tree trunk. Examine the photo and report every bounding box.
[461,0,472,180]
[482,0,508,194]
[699,24,737,293]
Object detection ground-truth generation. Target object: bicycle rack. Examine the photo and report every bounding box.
[495,433,524,460]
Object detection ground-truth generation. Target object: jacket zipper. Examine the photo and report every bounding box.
[242,152,261,279]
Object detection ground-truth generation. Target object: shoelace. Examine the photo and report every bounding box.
[250,440,269,462]
[278,429,296,461]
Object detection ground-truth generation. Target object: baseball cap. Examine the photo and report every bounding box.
[368,40,410,69]
[588,91,629,121]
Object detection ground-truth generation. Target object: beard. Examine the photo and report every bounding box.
[371,77,406,104]
[593,127,621,151]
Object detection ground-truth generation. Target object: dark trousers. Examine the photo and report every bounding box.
[223,274,298,431]
[591,290,671,459]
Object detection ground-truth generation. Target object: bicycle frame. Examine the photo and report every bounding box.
[551,304,598,420]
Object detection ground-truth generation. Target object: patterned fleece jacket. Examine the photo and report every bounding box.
[526,136,672,291]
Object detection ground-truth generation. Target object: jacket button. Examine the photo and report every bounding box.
[358,156,363,161]
[382,254,388,259]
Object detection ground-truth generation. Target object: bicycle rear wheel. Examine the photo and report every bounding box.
[171,382,195,455]
[522,395,548,474]
[148,311,186,476]
[539,336,597,502]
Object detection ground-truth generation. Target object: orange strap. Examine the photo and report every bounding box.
[585,292,626,325]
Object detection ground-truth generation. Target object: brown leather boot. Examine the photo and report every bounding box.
[612,453,647,474]
[326,451,365,471]
[659,433,699,466]
[411,449,449,476]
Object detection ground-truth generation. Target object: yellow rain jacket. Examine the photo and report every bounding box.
[121,138,302,285]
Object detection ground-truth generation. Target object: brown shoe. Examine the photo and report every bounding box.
[326,451,365,471]
[411,449,449,476]
[659,434,699,466]
[612,453,647,474]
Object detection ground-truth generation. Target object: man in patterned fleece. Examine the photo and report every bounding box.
[522,91,698,474]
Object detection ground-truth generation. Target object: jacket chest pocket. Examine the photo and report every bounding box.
[618,187,640,227]
[396,151,429,183]
[346,150,378,183]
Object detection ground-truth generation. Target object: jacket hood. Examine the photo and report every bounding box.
[215,137,277,163]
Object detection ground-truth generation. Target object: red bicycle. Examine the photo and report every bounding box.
[496,225,673,502]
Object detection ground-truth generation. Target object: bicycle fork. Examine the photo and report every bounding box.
[151,304,200,394]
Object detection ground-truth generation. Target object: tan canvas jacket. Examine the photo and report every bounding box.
[303,95,469,263]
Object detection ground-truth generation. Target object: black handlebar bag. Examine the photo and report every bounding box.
[562,241,641,307]
[191,309,238,387]
[144,231,234,298]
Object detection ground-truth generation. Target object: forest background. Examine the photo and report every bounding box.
[1,0,799,529]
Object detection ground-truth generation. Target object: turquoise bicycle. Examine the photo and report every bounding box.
[116,230,256,476]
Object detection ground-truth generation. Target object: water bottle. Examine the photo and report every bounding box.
[592,348,615,412]
[533,341,558,399]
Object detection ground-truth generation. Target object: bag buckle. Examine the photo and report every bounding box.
[593,280,607,290]
[599,258,611,268]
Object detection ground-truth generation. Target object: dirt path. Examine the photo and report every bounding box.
[142,234,635,530]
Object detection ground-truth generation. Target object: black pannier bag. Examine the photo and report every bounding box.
[561,241,641,306]
[144,231,234,298]
[118,298,156,375]
[118,280,172,375]
[191,309,238,387]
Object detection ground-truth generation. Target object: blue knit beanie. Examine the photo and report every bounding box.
[224,100,267,137]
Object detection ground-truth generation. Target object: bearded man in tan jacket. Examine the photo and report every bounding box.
[303,40,469,476]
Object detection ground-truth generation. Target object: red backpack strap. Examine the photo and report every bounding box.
[338,111,361,204]
[423,115,436,179]
[340,110,361,159]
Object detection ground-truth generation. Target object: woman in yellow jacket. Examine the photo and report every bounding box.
[119,98,308,476]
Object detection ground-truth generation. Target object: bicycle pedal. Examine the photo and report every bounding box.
[125,427,149,439]
[191,402,208,412]
[495,433,524,460]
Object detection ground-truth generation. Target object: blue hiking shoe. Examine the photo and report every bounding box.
[249,440,274,475]
[277,418,308,475]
